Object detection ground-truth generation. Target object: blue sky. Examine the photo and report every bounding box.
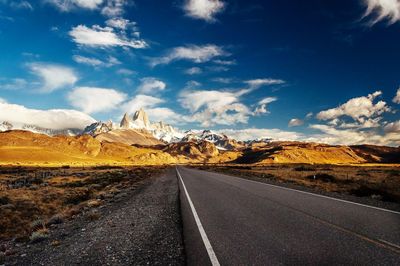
[0,0,400,145]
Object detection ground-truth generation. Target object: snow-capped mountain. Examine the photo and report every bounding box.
[119,108,184,142]
[181,129,243,150]
[0,121,81,136]
[82,121,115,136]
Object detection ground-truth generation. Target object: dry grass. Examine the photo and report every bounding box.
[195,164,400,203]
[0,165,164,241]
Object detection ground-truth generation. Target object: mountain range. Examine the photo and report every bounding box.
[0,108,399,165]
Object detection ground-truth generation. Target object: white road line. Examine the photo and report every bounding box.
[197,168,400,215]
[176,167,221,266]
[379,239,400,250]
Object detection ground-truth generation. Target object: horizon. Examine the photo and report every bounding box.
[1,0,400,146]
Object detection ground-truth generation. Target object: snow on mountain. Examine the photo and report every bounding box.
[181,129,242,150]
[82,121,115,136]
[0,121,81,136]
[118,108,184,142]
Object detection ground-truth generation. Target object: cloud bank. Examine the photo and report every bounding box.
[0,102,95,130]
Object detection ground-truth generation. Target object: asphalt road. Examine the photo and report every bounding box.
[177,166,400,265]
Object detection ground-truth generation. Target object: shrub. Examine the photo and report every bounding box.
[30,229,49,243]
[64,189,91,205]
[294,165,315,171]
[0,196,10,205]
[30,219,45,232]
[305,173,336,182]
[86,211,101,221]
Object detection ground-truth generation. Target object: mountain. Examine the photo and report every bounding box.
[0,121,81,136]
[82,121,115,136]
[350,145,400,164]
[0,130,176,166]
[181,130,244,150]
[118,108,183,142]
[163,140,219,160]
[95,129,164,146]
[233,141,367,165]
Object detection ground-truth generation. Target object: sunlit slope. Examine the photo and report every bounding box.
[234,142,368,165]
[0,130,176,166]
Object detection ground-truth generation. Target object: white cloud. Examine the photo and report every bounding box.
[106,17,136,30]
[245,78,285,89]
[74,0,103,9]
[146,107,185,125]
[384,120,400,133]
[120,94,183,124]
[185,67,202,75]
[363,0,400,26]
[316,91,390,127]
[216,128,305,142]
[0,101,95,130]
[0,97,7,103]
[211,77,235,84]
[101,0,128,17]
[150,44,227,67]
[122,94,164,114]
[44,0,103,11]
[67,87,127,114]
[29,63,78,93]
[117,68,135,75]
[393,88,400,103]
[179,88,252,126]
[73,55,103,66]
[309,124,400,146]
[254,97,277,115]
[73,55,121,67]
[69,24,147,49]
[0,78,28,90]
[288,118,304,127]
[213,59,236,65]
[206,65,229,72]
[8,1,33,10]
[183,0,225,22]
[137,77,166,94]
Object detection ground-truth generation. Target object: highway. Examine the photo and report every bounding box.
[177,167,400,265]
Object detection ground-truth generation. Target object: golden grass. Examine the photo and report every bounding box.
[196,164,400,203]
[0,166,164,241]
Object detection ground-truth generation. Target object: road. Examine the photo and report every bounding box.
[177,166,400,265]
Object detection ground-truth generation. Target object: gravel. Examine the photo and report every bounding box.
[5,168,185,266]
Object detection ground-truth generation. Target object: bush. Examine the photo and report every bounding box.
[30,219,45,232]
[30,229,49,243]
[294,165,315,171]
[305,173,336,182]
[0,196,10,205]
[64,189,91,205]
[86,211,101,221]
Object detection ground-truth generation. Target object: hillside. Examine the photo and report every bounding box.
[0,131,176,166]
[350,145,400,164]
[233,142,368,165]
[94,129,164,146]
[1,130,400,166]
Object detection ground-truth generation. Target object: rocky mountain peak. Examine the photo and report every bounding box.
[120,113,133,129]
[132,108,151,128]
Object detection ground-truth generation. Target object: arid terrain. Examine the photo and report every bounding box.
[194,164,400,204]
[1,130,400,264]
